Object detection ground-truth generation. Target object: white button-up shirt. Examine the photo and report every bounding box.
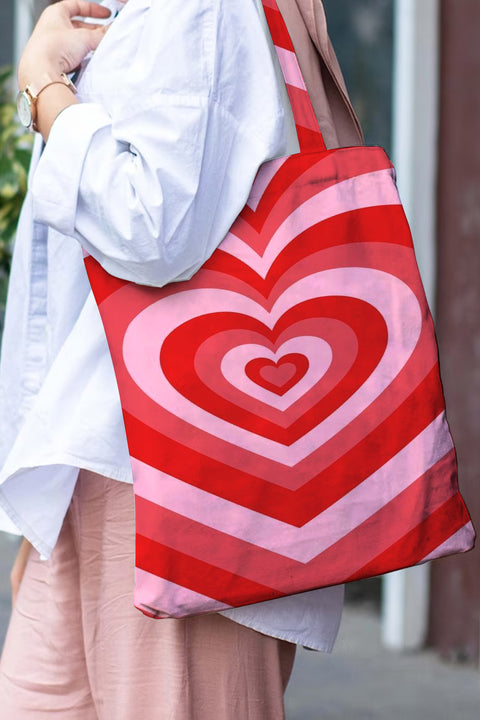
[0,0,343,651]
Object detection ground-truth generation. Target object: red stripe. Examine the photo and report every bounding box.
[136,533,281,607]
[285,85,324,140]
[294,124,326,153]
[84,256,128,306]
[266,206,413,295]
[262,7,325,151]
[240,152,330,231]
[307,450,462,587]
[136,474,468,591]
[125,411,294,521]
[285,85,319,132]
[346,490,472,582]
[136,495,294,582]
[133,450,467,608]
[160,296,387,444]
[296,366,447,521]
[262,6,295,51]
[209,205,412,300]
[236,147,394,234]
[124,365,447,525]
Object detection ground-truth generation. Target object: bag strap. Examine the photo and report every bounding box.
[261,0,326,152]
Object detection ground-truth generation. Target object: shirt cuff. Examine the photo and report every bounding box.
[31,103,112,237]
[0,504,21,536]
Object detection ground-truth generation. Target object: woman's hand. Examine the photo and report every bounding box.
[17,0,111,91]
[17,0,115,140]
[10,538,32,607]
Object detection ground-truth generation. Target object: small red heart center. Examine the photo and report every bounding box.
[245,354,309,396]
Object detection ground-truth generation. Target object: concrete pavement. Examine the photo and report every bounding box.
[1,533,479,718]
[285,604,480,719]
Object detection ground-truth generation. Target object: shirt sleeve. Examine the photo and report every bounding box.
[31,0,291,287]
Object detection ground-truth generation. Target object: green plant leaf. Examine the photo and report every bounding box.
[0,65,33,299]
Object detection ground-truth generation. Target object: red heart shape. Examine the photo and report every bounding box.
[245,354,308,396]
[88,149,433,519]
[85,145,462,620]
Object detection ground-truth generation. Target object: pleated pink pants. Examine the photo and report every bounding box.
[0,471,295,719]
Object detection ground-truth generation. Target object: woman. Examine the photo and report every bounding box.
[0,0,363,717]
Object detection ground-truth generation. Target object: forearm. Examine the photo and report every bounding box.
[16,0,110,140]
[35,80,79,141]
[25,0,289,287]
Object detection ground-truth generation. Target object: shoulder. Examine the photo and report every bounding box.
[97,0,271,97]
[88,0,287,154]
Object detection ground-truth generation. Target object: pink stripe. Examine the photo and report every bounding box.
[286,84,321,134]
[420,523,475,563]
[133,414,453,563]
[123,267,421,465]
[134,448,458,594]
[276,47,306,90]
[238,149,395,256]
[222,169,401,278]
[194,318,356,428]
[114,239,435,492]
[220,337,332,411]
[134,567,232,617]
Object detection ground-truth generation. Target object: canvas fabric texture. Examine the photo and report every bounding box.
[84,0,475,618]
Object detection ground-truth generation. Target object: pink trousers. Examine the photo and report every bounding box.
[0,471,295,719]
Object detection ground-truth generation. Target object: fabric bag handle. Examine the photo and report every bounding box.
[261,0,327,152]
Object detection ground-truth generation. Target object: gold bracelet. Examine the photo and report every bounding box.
[17,73,78,132]
[32,73,77,131]
[35,73,77,101]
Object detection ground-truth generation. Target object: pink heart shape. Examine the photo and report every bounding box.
[260,361,296,385]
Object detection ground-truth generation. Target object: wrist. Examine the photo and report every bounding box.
[16,72,77,134]
[17,66,64,95]
[36,83,79,139]
[18,61,59,93]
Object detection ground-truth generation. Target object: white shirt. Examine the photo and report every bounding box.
[0,0,343,651]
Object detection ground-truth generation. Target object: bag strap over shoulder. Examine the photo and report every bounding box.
[261,0,327,153]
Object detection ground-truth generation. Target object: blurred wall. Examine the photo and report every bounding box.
[0,1,14,67]
[323,0,393,153]
[429,0,480,663]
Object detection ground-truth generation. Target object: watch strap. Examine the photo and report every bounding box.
[18,73,77,131]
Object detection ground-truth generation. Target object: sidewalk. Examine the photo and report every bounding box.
[1,533,479,718]
[285,603,480,719]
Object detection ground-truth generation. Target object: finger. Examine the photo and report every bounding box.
[72,20,110,29]
[62,0,112,20]
[76,25,109,52]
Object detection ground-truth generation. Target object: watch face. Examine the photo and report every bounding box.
[16,91,32,128]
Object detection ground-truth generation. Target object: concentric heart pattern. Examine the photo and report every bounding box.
[84,0,474,618]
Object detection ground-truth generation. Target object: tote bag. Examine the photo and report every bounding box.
[84,0,475,618]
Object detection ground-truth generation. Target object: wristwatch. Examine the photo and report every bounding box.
[16,73,77,131]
